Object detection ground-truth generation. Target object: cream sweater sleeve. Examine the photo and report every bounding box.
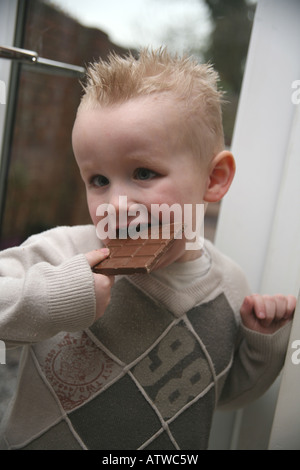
[218,321,292,410]
[0,226,99,348]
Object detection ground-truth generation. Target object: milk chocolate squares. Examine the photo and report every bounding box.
[92,224,183,275]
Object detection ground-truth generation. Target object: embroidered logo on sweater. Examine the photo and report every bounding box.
[43,332,119,411]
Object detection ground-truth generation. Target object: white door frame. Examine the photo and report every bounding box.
[210,0,300,449]
[269,291,300,450]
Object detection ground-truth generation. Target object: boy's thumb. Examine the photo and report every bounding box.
[85,248,110,268]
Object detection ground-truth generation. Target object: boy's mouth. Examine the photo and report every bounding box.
[116,222,158,239]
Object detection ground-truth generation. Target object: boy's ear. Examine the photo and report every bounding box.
[203,150,236,203]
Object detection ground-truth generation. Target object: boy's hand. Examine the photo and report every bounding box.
[85,248,115,321]
[240,294,296,335]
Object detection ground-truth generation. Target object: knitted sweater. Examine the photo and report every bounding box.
[0,225,291,450]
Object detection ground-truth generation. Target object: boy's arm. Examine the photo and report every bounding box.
[0,228,111,348]
[218,294,296,410]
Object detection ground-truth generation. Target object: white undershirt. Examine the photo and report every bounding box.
[151,246,212,290]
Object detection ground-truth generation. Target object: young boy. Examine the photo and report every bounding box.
[0,49,296,450]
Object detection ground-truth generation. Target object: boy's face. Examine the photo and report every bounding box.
[72,95,211,266]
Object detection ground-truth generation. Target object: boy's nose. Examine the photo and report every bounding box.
[108,189,135,224]
[108,188,149,228]
[110,193,128,222]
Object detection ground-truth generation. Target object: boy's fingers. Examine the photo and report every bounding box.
[240,296,260,330]
[273,295,289,322]
[240,296,254,317]
[85,248,110,268]
[251,294,271,322]
[285,295,297,319]
[264,294,295,322]
[241,295,274,328]
[240,293,296,334]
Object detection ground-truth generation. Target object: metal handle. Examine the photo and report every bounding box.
[0,45,85,78]
[0,45,38,62]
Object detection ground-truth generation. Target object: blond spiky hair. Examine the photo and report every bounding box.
[79,48,225,163]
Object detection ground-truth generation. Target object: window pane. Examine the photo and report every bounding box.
[0,0,129,248]
[1,71,88,247]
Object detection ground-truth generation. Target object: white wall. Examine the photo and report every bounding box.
[210,0,300,449]
[215,0,300,297]
[269,290,300,450]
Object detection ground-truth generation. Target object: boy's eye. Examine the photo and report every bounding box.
[90,175,109,187]
[134,168,156,181]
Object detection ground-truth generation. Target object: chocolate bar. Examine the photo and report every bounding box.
[92,224,183,275]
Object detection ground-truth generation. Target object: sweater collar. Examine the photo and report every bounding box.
[126,240,224,317]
